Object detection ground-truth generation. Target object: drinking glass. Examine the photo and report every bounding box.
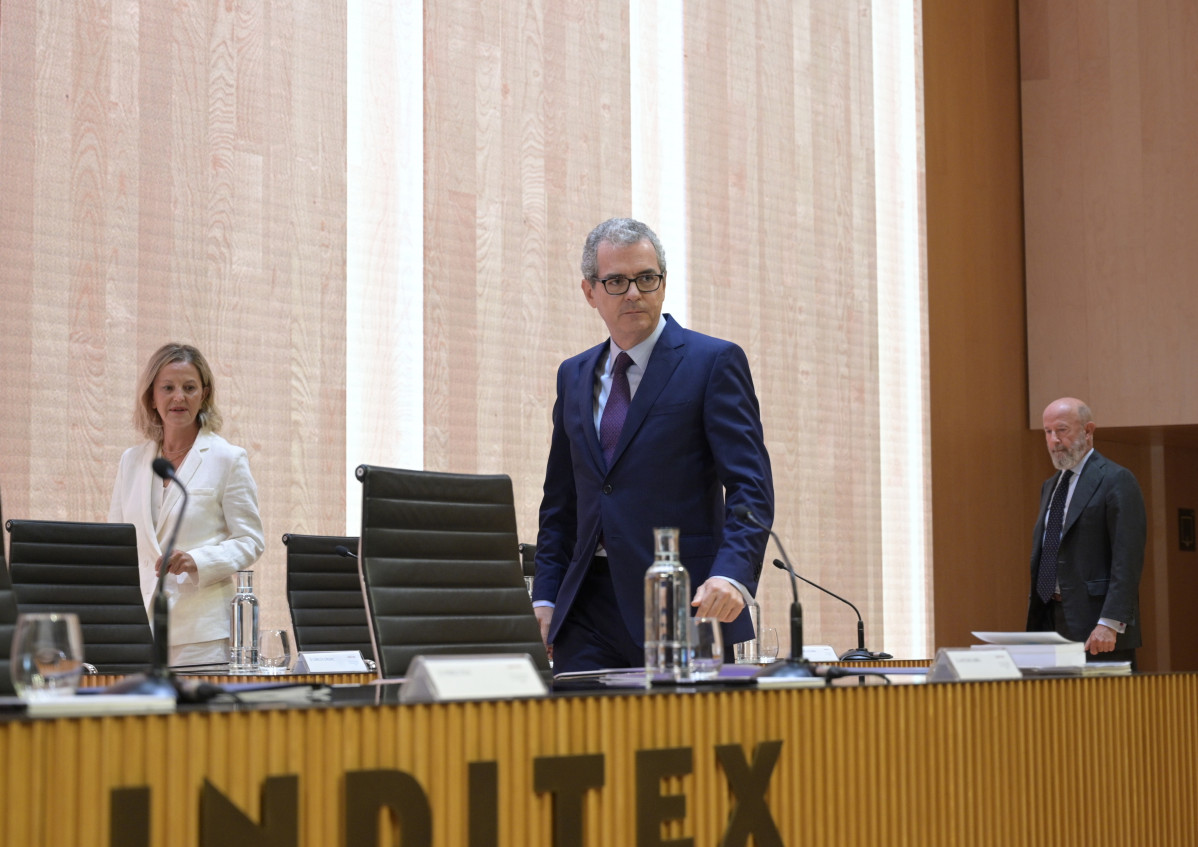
[689,616,724,680]
[10,612,85,699]
[732,601,760,663]
[258,629,292,674]
[759,626,780,662]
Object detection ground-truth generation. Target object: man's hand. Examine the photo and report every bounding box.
[691,578,745,622]
[534,606,553,647]
[1084,623,1117,654]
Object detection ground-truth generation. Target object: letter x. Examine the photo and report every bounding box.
[715,741,784,847]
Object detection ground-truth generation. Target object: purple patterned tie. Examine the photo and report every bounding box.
[1036,469,1073,603]
[599,351,633,466]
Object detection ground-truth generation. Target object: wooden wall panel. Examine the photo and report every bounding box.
[0,0,347,635]
[1022,0,1198,427]
[685,2,896,658]
[1090,437,1161,670]
[422,0,633,555]
[926,0,1179,671]
[0,0,37,522]
[1164,446,1198,670]
[923,0,1040,652]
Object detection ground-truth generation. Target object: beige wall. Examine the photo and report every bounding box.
[0,0,348,634]
[1021,0,1198,427]
[1018,0,1198,668]
[926,0,1198,671]
[1163,445,1198,670]
[924,0,1043,654]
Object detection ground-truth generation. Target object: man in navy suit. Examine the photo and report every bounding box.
[533,218,774,674]
[1026,397,1146,663]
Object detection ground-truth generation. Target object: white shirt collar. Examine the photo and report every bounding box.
[605,314,667,374]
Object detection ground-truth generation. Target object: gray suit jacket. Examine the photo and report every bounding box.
[1026,450,1146,649]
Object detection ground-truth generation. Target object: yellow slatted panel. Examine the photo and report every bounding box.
[4,675,1198,845]
[83,673,375,688]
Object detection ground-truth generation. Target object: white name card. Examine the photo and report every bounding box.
[801,645,840,662]
[292,650,370,674]
[928,647,1022,682]
[399,654,548,704]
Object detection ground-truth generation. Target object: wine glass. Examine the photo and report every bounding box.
[258,629,292,674]
[10,612,85,699]
[689,616,724,680]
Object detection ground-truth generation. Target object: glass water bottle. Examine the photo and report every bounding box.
[644,527,692,682]
[229,569,260,673]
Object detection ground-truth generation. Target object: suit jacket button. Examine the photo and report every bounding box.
[602,484,613,494]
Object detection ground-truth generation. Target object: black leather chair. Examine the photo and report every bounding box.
[354,465,550,678]
[0,490,20,695]
[5,519,154,673]
[282,532,375,661]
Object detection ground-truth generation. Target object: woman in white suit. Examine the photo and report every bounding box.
[109,343,265,666]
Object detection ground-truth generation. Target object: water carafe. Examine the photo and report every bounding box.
[643,527,692,682]
[229,569,260,672]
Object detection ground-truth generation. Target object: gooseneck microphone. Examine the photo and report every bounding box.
[732,505,815,678]
[334,545,358,559]
[772,559,892,661]
[110,458,191,698]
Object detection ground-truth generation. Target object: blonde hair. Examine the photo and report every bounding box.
[133,343,223,441]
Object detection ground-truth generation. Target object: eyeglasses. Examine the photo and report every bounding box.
[591,273,664,295]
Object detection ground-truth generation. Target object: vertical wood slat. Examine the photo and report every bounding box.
[0,0,347,642]
[3,674,1198,845]
[1022,0,1198,427]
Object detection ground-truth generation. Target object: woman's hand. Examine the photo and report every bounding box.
[156,550,198,577]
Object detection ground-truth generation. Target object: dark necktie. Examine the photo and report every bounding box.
[599,351,633,466]
[1036,468,1074,603]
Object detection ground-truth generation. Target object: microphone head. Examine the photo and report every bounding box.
[151,458,176,480]
[772,558,788,572]
[334,545,352,558]
[732,504,753,521]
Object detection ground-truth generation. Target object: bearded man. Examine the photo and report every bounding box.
[1026,397,1146,663]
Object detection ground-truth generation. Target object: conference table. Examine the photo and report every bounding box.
[2,663,1196,846]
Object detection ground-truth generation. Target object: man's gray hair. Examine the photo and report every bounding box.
[581,218,667,280]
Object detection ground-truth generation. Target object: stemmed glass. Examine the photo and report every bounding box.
[10,613,85,699]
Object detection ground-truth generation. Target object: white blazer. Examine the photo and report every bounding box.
[108,431,265,646]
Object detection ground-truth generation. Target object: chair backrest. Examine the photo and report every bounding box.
[282,532,375,661]
[5,519,154,674]
[0,489,19,695]
[354,465,550,678]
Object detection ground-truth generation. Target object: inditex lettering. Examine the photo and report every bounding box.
[108,741,785,846]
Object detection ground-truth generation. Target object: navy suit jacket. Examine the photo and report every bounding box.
[1026,450,1146,649]
[534,315,774,646]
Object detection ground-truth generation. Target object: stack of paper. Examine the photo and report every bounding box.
[970,631,1085,671]
[24,693,177,718]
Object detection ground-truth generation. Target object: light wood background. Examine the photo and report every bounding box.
[1017,0,1198,669]
[924,0,1198,673]
[0,0,348,636]
[1021,0,1198,427]
[0,1,931,658]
